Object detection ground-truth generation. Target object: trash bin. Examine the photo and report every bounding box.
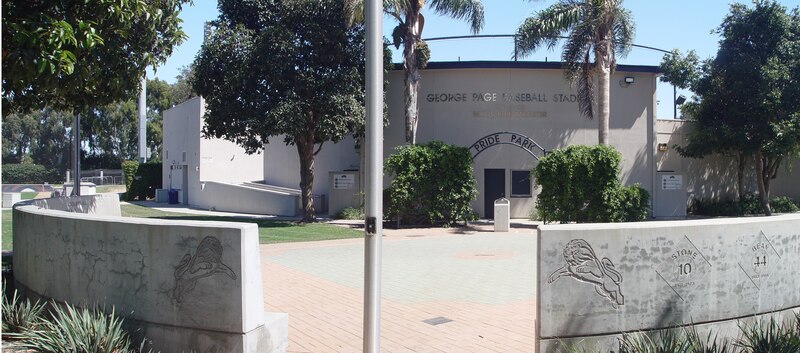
[168,189,179,204]
[494,197,510,232]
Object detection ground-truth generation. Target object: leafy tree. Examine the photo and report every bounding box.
[170,65,198,105]
[346,0,485,144]
[660,50,752,202]
[674,1,800,215]
[2,0,189,114]
[516,0,635,145]
[194,0,367,222]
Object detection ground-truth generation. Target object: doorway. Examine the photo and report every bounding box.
[182,167,189,205]
[484,169,505,219]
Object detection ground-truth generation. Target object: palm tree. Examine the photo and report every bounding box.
[516,0,634,145]
[347,0,485,144]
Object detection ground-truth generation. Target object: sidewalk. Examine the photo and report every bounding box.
[261,228,538,352]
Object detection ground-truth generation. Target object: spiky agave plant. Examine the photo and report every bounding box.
[1,286,47,337]
[735,316,800,353]
[15,302,150,353]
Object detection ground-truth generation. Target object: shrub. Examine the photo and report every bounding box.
[615,185,651,222]
[690,194,798,216]
[770,196,799,213]
[533,145,649,223]
[2,163,63,184]
[122,161,162,201]
[385,141,477,226]
[2,287,46,336]
[15,303,150,353]
[334,207,364,220]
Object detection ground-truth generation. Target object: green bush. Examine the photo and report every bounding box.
[2,287,46,336]
[690,194,798,216]
[533,145,650,223]
[2,163,63,184]
[122,161,162,201]
[385,141,477,226]
[770,196,799,213]
[334,207,364,220]
[15,303,151,353]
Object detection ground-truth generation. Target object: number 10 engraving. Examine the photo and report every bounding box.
[678,262,692,276]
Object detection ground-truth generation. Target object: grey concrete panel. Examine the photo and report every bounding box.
[537,215,800,342]
[194,181,297,216]
[13,196,287,352]
[539,307,800,352]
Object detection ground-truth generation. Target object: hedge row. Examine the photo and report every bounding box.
[1,164,64,184]
[122,161,162,201]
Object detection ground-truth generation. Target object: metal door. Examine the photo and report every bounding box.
[484,169,505,219]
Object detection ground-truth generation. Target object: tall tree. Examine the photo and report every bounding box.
[194,0,367,222]
[346,0,485,144]
[516,0,635,145]
[2,0,189,114]
[685,1,800,215]
[170,65,198,105]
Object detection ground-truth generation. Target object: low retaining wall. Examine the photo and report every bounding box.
[13,195,288,353]
[195,181,298,216]
[536,214,800,352]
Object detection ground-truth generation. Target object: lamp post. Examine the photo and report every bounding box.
[363,0,384,352]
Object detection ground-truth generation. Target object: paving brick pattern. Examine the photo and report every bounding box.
[261,229,537,352]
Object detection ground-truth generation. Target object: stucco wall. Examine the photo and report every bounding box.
[162,97,264,206]
[656,119,800,203]
[261,62,658,218]
[536,214,800,352]
[12,196,287,353]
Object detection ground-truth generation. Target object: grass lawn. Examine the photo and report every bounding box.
[120,203,362,244]
[2,210,11,250]
[1,204,361,250]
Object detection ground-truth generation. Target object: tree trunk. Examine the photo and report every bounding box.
[596,50,611,145]
[403,10,421,144]
[736,152,746,202]
[755,149,771,216]
[296,134,316,222]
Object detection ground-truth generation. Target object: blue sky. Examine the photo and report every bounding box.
[148,0,800,119]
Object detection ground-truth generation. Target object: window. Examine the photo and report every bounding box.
[511,170,532,197]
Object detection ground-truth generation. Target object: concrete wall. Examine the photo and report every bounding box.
[28,193,121,216]
[193,181,298,216]
[536,214,800,352]
[12,196,287,353]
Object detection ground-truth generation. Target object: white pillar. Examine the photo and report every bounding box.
[138,75,147,163]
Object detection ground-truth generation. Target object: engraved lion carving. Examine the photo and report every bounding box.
[548,239,624,308]
[172,236,237,303]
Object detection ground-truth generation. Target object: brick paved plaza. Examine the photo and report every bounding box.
[261,226,538,352]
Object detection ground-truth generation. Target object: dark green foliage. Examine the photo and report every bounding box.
[616,185,651,222]
[2,163,62,184]
[121,161,138,200]
[533,145,649,223]
[83,154,123,170]
[690,194,798,216]
[122,161,162,201]
[333,207,364,220]
[194,0,368,222]
[2,0,189,115]
[385,141,477,226]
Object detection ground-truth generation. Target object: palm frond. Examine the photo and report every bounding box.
[343,0,409,25]
[611,6,635,59]
[428,0,485,34]
[576,49,596,119]
[516,1,583,56]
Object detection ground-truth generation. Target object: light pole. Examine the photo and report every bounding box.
[364,0,384,351]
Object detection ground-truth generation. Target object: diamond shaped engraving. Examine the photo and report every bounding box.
[739,231,780,290]
[656,235,711,301]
